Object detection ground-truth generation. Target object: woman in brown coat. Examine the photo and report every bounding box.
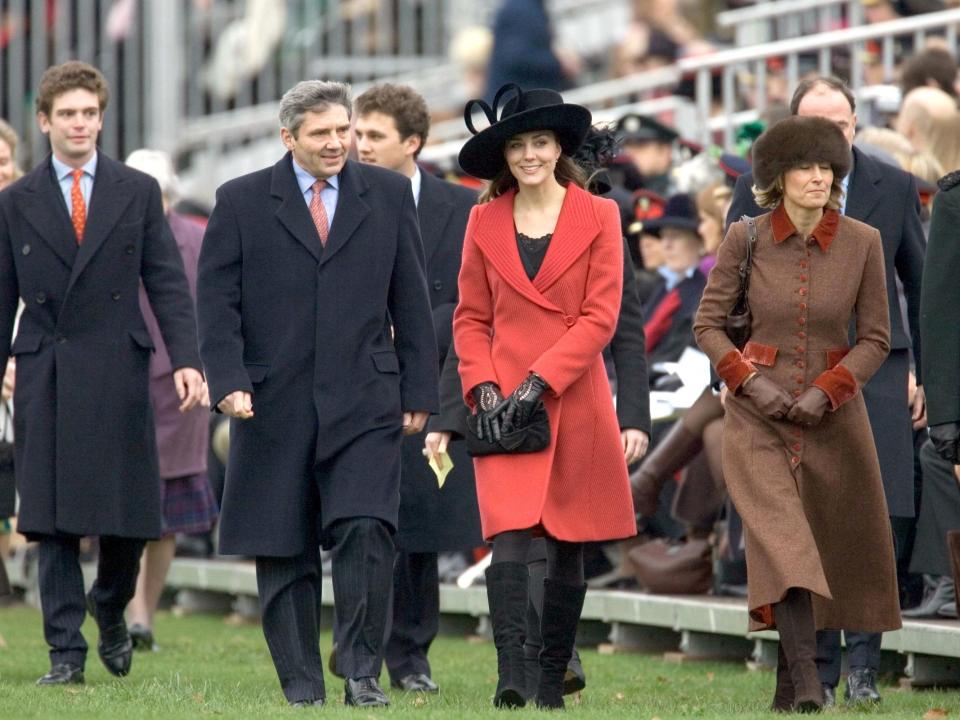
[694,116,901,713]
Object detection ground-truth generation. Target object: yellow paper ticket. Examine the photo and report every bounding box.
[427,451,454,488]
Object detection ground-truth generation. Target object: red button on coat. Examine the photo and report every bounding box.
[800,261,808,268]
[800,274,808,282]
[795,376,804,384]
[796,360,805,368]
[799,302,807,310]
[798,331,807,339]
[798,288,808,296]
[798,317,806,325]
[563,315,575,327]
[792,443,801,452]
[792,456,800,464]
[793,389,802,397]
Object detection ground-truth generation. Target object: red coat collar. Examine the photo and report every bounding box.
[471,184,601,311]
[771,203,839,252]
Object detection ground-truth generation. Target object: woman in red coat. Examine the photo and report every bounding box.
[453,85,636,710]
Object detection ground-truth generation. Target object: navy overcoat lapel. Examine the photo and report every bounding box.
[320,159,370,267]
[15,156,78,270]
[68,154,134,291]
[417,171,453,264]
[271,152,322,263]
[845,146,882,223]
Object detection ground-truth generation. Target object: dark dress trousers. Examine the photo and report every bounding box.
[197,155,438,702]
[727,145,925,684]
[0,153,201,667]
[386,172,480,684]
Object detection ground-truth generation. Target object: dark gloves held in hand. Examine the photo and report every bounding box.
[471,382,506,441]
[742,374,795,421]
[786,387,830,427]
[930,422,960,464]
[502,373,548,433]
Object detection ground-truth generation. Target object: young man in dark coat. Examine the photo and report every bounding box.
[726,76,926,706]
[0,62,204,685]
[344,83,481,694]
[197,80,438,708]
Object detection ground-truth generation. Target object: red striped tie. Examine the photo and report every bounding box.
[310,179,329,246]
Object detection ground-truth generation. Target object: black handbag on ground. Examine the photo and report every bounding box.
[465,402,551,457]
[724,215,758,350]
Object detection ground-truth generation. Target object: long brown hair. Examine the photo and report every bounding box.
[479,154,587,204]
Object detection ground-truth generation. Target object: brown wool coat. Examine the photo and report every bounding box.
[694,205,902,633]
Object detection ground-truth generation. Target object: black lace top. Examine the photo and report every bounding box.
[517,231,552,281]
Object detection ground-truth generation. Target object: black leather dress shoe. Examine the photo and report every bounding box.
[328,642,344,679]
[345,677,390,707]
[86,592,133,677]
[822,684,836,707]
[128,623,158,652]
[903,576,956,619]
[845,668,881,704]
[392,673,439,693]
[37,663,85,686]
[290,698,325,708]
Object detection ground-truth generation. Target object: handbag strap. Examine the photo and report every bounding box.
[737,215,758,297]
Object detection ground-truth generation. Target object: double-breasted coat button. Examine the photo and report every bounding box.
[563,315,575,327]
[433,280,443,291]
[111,292,120,301]
[35,291,46,304]
[21,244,30,255]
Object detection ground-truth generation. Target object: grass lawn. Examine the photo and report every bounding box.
[0,604,957,718]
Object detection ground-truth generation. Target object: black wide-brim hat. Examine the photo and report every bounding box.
[458,84,592,180]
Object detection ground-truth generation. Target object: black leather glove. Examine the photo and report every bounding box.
[929,422,960,464]
[501,373,548,433]
[471,382,506,442]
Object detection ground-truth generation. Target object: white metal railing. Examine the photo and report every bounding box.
[717,0,863,47]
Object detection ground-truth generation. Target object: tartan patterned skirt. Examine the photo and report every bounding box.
[160,472,218,536]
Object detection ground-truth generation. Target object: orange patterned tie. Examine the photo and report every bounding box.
[309,179,329,246]
[70,169,86,245]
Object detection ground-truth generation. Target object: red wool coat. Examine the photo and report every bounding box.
[453,184,636,542]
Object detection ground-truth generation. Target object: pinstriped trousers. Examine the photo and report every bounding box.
[256,517,395,703]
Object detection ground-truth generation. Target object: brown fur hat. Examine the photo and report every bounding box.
[751,116,851,190]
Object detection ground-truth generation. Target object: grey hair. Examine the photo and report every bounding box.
[126,148,179,204]
[279,80,352,138]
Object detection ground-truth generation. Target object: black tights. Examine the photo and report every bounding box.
[491,529,584,586]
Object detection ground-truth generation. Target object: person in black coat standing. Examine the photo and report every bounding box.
[197,80,438,708]
[0,62,204,685]
[726,76,926,707]
[346,83,481,694]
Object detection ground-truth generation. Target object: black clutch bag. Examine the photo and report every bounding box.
[725,215,758,350]
[465,402,551,457]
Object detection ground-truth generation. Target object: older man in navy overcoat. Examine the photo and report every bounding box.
[197,80,438,708]
[0,62,203,686]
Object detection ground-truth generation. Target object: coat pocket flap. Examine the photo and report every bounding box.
[244,363,270,384]
[11,332,43,355]
[128,329,156,351]
[742,340,778,367]
[371,351,400,374]
[826,347,850,368]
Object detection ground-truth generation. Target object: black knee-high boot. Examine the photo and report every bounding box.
[536,579,586,710]
[775,588,823,713]
[485,562,529,708]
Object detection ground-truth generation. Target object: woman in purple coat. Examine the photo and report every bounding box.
[124,150,217,650]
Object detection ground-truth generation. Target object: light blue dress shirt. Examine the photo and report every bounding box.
[839,155,854,215]
[51,152,97,213]
[658,264,698,292]
[292,156,338,229]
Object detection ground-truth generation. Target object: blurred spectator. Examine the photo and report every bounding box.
[450,26,493,102]
[696,181,731,275]
[900,46,959,99]
[484,0,578,101]
[894,86,958,153]
[626,190,669,302]
[640,194,707,368]
[926,112,960,172]
[0,119,23,188]
[612,113,679,196]
[125,149,217,652]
